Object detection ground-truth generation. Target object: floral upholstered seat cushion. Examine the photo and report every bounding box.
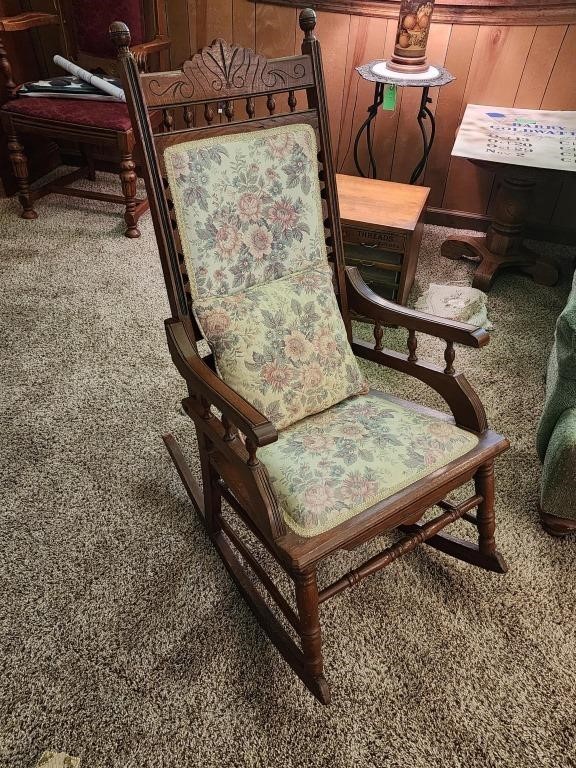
[259,392,480,537]
[163,124,327,299]
[193,265,368,430]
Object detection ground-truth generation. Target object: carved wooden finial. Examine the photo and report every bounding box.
[109,21,131,54]
[299,8,317,39]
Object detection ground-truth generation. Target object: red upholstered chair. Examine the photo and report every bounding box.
[0,0,170,237]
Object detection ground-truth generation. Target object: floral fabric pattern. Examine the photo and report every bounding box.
[193,265,368,430]
[164,124,327,299]
[259,392,479,537]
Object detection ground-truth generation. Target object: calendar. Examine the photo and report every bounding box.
[452,104,576,173]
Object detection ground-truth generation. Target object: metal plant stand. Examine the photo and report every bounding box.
[353,61,454,184]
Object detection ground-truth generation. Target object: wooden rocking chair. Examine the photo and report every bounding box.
[111,9,509,704]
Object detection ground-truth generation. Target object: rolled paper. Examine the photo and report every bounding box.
[53,55,125,102]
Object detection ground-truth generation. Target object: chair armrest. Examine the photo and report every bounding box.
[165,318,278,448]
[0,12,59,33]
[131,36,171,57]
[346,267,489,348]
[131,36,171,71]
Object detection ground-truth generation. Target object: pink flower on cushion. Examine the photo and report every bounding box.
[427,421,452,437]
[237,192,263,223]
[266,132,295,159]
[245,224,273,260]
[424,447,444,467]
[262,361,292,391]
[269,199,299,231]
[300,362,324,389]
[350,402,381,418]
[293,270,327,290]
[303,482,335,514]
[216,224,242,256]
[201,309,231,338]
[213,209,237,229]
[340,474,379,503]
[283,330,310,362]
[337,424,361,438]
[170,152,188,174]
[302,433,331,451]
[313,327,340,360]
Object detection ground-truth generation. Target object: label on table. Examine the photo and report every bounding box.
[342,225,407,252]
[452,104,576,172]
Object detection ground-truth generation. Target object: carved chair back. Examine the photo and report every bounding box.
[111,10,351,346]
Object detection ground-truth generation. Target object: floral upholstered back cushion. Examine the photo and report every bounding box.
[164,124,327,299]
[193,265,368,430]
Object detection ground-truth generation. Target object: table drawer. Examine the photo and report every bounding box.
[362,277,397,301]
[344,243,402,271]
[342,225,407,253]
[357,263,399,288]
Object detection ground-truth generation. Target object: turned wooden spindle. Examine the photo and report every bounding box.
[0,39,18,99]
[266,94,276,115]
[295,570,324,679]
[475,462,496,556]
[7,129,37,219]
[119,153,139,238]
[407,329,418,362]
[246,97,255,119]
[183,105,194,128]
[224,100,234,122]
[374,321,384,352]
[444,340,455,375]
[245,438,259,467]
[288,90,297,112]
[200,396,212,420]
[222,414,236,442]
[162,108,174,132]
[204,102,215,125]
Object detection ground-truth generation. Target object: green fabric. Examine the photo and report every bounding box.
[540,407,576,521]
[259,392,479,537]
[536,270,576,461]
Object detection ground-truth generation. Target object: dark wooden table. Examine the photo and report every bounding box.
[442,104,576,290]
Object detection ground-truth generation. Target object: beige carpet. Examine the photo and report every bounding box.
[1,175,576,768]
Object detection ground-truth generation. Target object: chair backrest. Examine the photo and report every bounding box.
[111,8,351,345]
[59,0,160,69]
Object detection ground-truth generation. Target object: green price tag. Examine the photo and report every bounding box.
[382,84,397,111]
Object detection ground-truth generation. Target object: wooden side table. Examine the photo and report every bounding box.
[336,173,430,305]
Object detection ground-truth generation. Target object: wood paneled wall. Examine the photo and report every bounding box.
[164,0,576,233]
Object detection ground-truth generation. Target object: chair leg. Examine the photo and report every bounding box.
[7,129,37,220]
[474,461,508,571]
[81,145,96,181]
[200,441,222,536]
[119,152,140,238]
[294,568,330,704]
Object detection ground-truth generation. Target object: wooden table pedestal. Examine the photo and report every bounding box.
[441,165,560,291]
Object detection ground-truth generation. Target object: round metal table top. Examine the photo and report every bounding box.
[356,61,455,88]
